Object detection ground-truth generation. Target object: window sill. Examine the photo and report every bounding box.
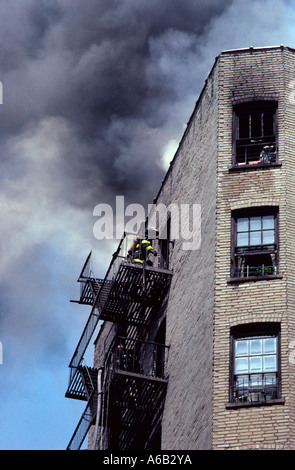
[226,398,285,409]
[229,162,282,172]
[227,274,283,284]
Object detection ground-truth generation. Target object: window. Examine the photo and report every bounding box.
[231,208,279,279]
[229,324,281,405]
[233,101,278,166]
[159,214,171,270]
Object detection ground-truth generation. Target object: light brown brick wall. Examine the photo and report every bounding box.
[158,61,219,450]
[213,47,295,450]
[283,49,295,450]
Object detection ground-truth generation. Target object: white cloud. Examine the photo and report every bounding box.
[160,139,179,171]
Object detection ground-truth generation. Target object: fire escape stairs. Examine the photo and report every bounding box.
[66,241,173,450]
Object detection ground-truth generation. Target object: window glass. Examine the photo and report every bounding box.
[250,339,262,355]
[234,210,278,277]
[250,231,261,246]
[262,215,274,229]
[249,356,262,373]
[251,375,263,386]
[262,230,275,244]
[236,375,249,388]
[236,339,248,356]
[232,332,279,403]
[250,216,261,231]
[237,217,249,232]
[264,337,276,354]
[237,215,275,247]
[264,373,276,385]
[237,232,248,247]
[235,336,278,374]
[235,357,248,374]
[264,355,277,372]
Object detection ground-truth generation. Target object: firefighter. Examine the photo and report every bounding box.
[128,227,158,266]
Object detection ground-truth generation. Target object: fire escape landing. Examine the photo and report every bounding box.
[99,261,172,327]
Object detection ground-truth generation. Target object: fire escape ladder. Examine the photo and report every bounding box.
[78,364,98,400]
[79,278,101,305]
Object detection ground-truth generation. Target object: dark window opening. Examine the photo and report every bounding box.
[229,324,281,405]
[159,214,171,270]
[233,101,278,166]
[231,208,279,279]
[154,318,166,378]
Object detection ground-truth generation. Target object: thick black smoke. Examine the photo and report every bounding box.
[1,0,235,209]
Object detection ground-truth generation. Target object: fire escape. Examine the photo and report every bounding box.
[65,233,172,450]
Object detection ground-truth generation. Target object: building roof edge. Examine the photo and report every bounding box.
[220,44,295,55]
[152,44,295,205]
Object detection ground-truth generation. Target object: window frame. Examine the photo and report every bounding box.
[232,101,278,168]
[158,213,171,270]
[230,207,280,281]
[228,323,283,407]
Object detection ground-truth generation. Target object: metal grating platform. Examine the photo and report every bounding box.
[98,262,172,327]
[65,366,98,401]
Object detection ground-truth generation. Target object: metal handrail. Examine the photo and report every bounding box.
[232,372,279,403]
[66,390,97,450]
[234,264,276,278]
[105,335,169,381]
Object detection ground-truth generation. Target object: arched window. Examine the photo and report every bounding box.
[229,323,282,405]
[233,101,278,166]
[231,207,279,280]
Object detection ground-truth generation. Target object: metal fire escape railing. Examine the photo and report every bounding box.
[66,390,97,450]
[66,368,104,451]
[101,336,169,450]
[66,235,172,398]
[107,335,169,382]
[65,234,173,450]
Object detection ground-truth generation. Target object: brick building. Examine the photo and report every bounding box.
[65,45,295,450]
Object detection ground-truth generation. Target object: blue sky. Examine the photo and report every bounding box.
[0,0,294,450]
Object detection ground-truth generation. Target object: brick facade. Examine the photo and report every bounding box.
[213,47,295,450]
[154,46,295,450]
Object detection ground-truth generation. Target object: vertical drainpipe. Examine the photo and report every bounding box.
[92,367,103,450]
